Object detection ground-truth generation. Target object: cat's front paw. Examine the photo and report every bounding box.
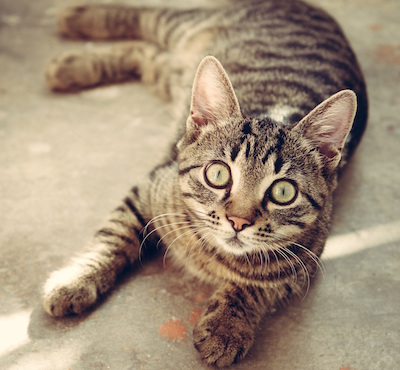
[43,265,98,317]
[193,307,255,367]
[46,50,102,91]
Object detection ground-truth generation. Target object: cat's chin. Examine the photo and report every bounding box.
[215,235,254,257]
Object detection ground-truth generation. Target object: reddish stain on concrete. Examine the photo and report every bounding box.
[188,308,202,326]
[369,23,384,32]
[340,366,356,370]
[374,44,400,65]
[159,317,187,342]
[194,292,207,303]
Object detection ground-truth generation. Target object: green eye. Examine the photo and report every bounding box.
[269,180,298,205]
[204,161,231,189]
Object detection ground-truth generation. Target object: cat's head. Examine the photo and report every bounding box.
[177,56,356,257]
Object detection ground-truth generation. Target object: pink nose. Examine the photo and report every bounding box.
[227,216,252,232]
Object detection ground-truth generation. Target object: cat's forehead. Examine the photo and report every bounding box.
[225,118,297,164]
[205,117,289,149]
[206,118,300,177]
[191,116,309,180]
[238,116,282,137]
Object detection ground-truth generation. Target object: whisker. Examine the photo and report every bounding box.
[257,250,264,274]
[143,212,187,235]
[269,248,281,278]
[262,248,271,275]
[157,224,194,249]
[243,252,252,269]
[273,232,325,277]
[185,226,209,257]
[162,227,198,266]
[196,231,215,257]
[139,220,190,261]
[275,248,298,283]
[282,247,311,298]
[141,220,189,247]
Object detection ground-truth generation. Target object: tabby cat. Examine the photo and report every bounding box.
[43,0,368,366]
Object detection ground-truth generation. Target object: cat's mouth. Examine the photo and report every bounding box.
[213,234,252,256]
[225,236,248,251]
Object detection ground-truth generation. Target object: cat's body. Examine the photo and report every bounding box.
[43,0,368,367]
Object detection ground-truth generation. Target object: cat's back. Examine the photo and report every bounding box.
[202,0,368,159]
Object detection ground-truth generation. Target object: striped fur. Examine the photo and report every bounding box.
[43,1,368,367]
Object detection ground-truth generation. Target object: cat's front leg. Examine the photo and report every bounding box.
[193,282,268,367]
[43,186,149,317]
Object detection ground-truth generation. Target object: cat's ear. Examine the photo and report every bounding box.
[294,90,357,162]
[188,56,242,131]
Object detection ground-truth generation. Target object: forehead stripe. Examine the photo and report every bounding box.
[230,144,240,161]
[262,129,286,164]
[245,141,251,158]
[274,156,283,174]
[242,121,253,135]
[262,146,274,164]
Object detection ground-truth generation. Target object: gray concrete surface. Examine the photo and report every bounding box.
[1,0,400,369]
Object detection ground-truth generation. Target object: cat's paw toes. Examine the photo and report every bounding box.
[193,313,254,367]
[46,50,101,91]
[43,265,98,317]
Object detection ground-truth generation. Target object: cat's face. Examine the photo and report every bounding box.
[177,56,356,258]
[178,116,327,257]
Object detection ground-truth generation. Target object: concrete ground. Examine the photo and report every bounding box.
[1,0,399,369]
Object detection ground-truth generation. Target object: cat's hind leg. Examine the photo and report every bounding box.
[56,5,209,48]
[57,5,142,40]
[47,5,214,93]
[57,5,168,41]
[46,41,168,92]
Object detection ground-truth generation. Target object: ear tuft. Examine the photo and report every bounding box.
[295,90,357,160]
[188,56,242,130]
